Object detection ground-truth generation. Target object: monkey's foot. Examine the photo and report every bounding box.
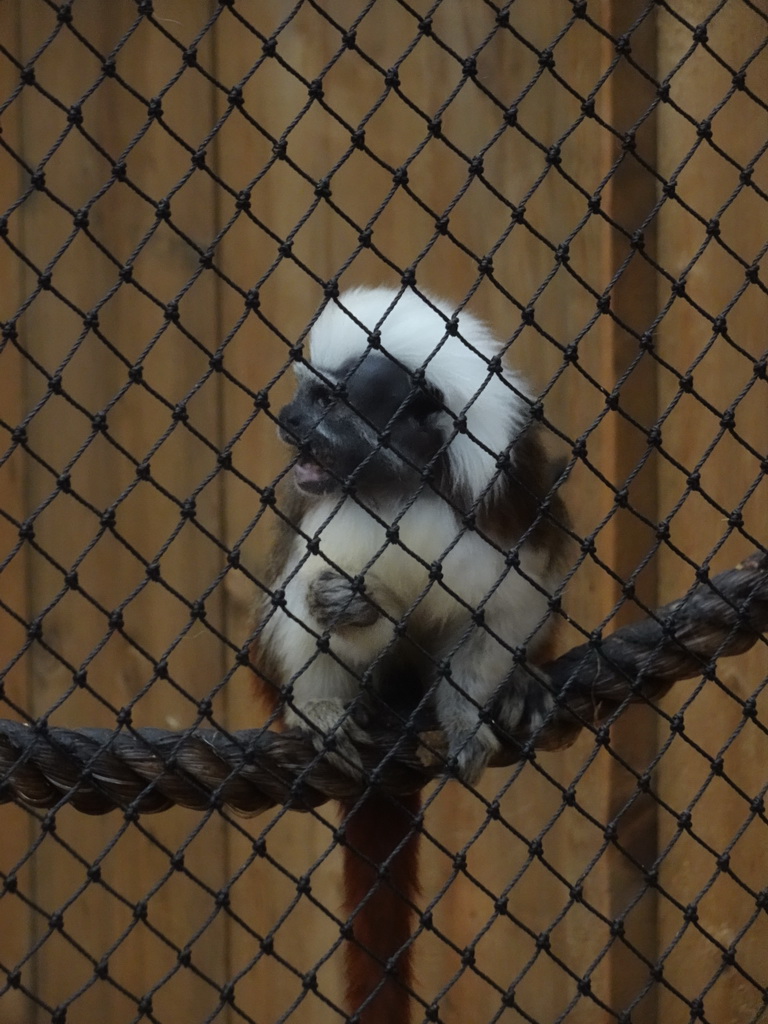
[307,570,380,631]
[416,730,449,768]
[449,725,501,785]
[286,697,368,780]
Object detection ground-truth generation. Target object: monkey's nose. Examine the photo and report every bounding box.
[277,403,303,437]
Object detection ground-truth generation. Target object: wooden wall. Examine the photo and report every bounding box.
[0,2,766,1022]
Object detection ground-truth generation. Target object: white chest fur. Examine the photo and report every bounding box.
[283,494,553,651]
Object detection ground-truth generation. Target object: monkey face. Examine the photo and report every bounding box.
[278,352,447,498]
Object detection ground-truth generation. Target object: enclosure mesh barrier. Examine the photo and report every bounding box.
[0,2,767,1023]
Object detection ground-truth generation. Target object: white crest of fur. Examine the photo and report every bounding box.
[309,286,532,502]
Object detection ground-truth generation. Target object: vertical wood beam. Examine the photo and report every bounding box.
[0,7,35,1021]
[590,2,660,1021]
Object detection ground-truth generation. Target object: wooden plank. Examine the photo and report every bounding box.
[574,4,661,1022]
[0,8,36,1022]
[5,2,230,1020]
[652,3,768,1020]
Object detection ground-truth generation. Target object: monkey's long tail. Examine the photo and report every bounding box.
[339,791,422,1024]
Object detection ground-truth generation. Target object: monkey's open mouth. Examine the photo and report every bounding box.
[293,454,336,494]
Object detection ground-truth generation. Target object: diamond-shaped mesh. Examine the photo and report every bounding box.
[1,2,767,1023]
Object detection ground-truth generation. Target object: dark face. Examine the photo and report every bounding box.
[277,352,447,497]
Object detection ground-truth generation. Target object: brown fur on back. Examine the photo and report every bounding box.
[478,422,569,568]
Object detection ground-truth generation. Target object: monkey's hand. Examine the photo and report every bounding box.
[307,570,380,632]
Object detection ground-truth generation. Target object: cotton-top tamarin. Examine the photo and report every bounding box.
[250,286,568,1023]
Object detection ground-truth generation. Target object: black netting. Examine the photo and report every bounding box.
[1,2,767,1023]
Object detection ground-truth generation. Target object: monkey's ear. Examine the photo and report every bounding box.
[407,381,444,421]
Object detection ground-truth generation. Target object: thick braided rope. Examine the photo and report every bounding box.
[1,551,766,816]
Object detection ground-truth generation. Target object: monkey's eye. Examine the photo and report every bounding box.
[407,385,443,421]
[313,387,334,410]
